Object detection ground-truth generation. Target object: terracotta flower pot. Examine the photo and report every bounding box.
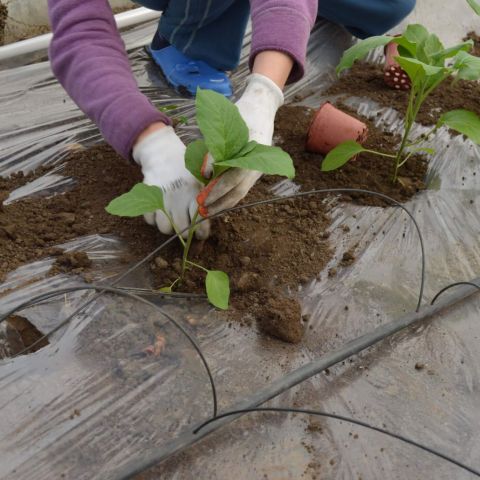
[305,102,368,155]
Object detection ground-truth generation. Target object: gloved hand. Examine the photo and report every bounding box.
[133,126,210,239]
[197,73,284,217]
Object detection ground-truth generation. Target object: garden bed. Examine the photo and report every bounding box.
[324,30,480,129]
[1,96,428,347]
[3,12,480,480]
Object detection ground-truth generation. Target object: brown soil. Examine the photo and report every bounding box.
[465,31,480,57]
[0,3,6,46]
[0,143,332,344]
[148,163,334,344]
[0,151,156,284]
[0,103,427,345]
[325,62,480,127]
[0,315,49,359]
[256,295,304,343]
[50,250,93,276]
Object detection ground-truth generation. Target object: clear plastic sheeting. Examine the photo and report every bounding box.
[0,294,214,480]
[1,4,480,480]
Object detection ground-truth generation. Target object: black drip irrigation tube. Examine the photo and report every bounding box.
[431,282,480,305]
[117,278,480,480]
[2,188,479,478]
[195,408,480,477]
[0,285,218,417]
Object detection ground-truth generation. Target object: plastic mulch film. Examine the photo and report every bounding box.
[1,4,480,479]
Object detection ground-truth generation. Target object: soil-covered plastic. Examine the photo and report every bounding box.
[1,5,480,480]
[0,0,134,45]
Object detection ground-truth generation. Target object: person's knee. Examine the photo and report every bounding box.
[375,0,416,34]
[389,0,416,27]
[343,0,416,38]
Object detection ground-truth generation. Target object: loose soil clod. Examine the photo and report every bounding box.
[50,251,92,276]
[256,294,304,344]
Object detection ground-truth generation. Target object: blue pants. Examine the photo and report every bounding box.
[135,0,415,70]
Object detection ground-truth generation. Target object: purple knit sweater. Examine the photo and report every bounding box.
[48,0,317,159]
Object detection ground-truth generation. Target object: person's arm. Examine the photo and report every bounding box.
[48,0,210,239]
[249,0,317,84]
[196,0,317,217]
[252,50,294,89]
[48,0,170,159]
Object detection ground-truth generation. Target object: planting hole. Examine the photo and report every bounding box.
[0,315,49,358]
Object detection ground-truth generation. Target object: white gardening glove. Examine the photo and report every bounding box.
[197,73,284,217]
[133,126,210,239]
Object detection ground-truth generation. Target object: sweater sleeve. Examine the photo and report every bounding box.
[249,0,317,84]
[48,0,170,159]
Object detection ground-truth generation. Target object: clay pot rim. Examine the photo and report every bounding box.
[306,102,368,155]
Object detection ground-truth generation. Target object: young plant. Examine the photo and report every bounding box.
[322,24,480,182]
[185,88,295,188]
[158,104,188,125]
[106,89,295,310]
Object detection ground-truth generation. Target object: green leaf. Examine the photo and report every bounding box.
[196,88,249,161]
[394,25,445,64]
[437,109,480,144]
[409,146,436,155]
[467,0,480,15]
[213,140,259,177]
[236,140,258,157]
[395,56,445,82]
[336,35,392,75]
[403,24,431,47]
[158,104,179,112]
[106,183,164,217]
[418,33,444,64]
[205,270,230,309]
[424,69,450,91]
[185,139,209,185]
[453,51,480,80]
[321,141,367,172]
[216,144,295,179]
[394,38,418,58]
[159,286,172,293]
[432,40,473,63]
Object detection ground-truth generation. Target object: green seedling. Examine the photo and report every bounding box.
[185,88,295,183]
[322,23,480,182]
[107,89,295,310]
[158,105,189,125]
